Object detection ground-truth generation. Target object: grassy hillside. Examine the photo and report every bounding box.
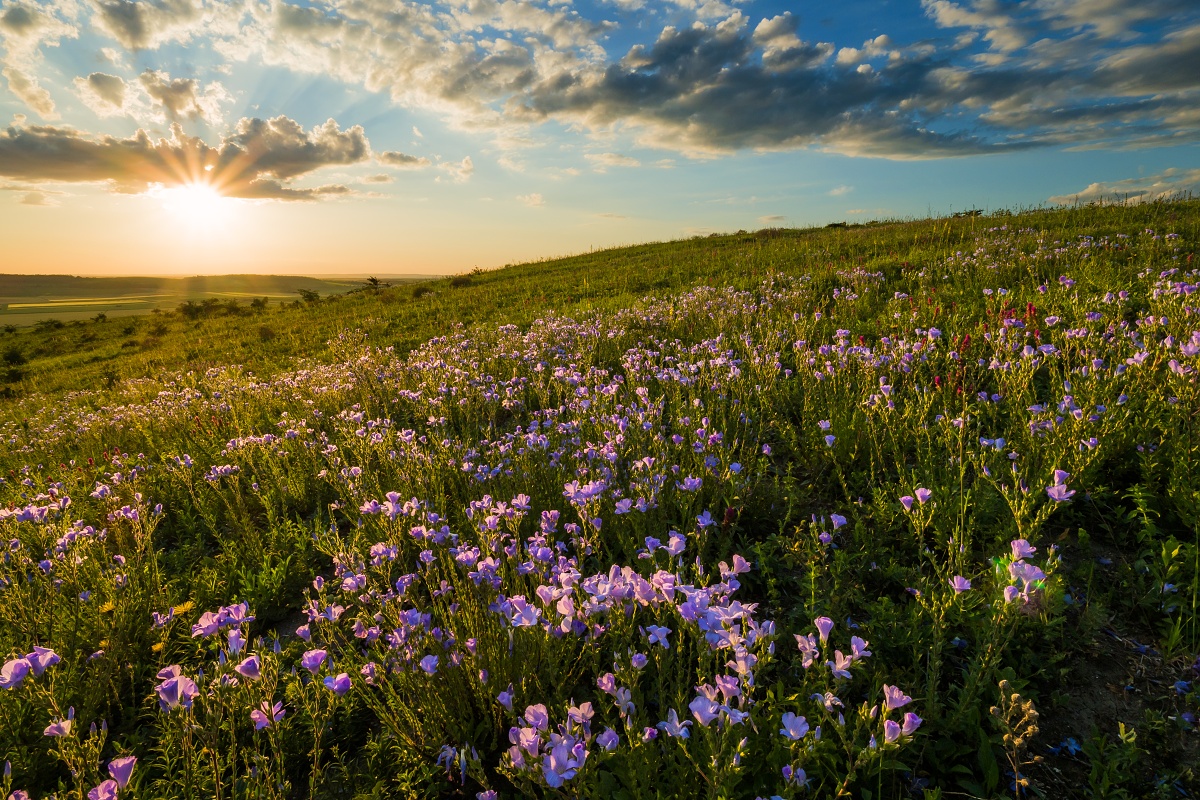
[0,200,1198,799]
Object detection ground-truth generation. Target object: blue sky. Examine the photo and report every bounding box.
[0,0,1197,275]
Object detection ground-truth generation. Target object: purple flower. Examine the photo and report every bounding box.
[814,616,834,643]
[108,755,137,789]
[827,651,854,680]
[524,704,549,731]
[850,636,871,659]
[419,655,439,675]
[779,712,809,740]
[300,649,328,674]
[689,695,721,726]
[596,728,619,751]
[44,717,73,737]
[644,625,671,649]
[87,781,119,800]
[884,719,901,743]
[155,667,198,712]
[951,576,972,593]
[0,657,32,689]
[234,655,261,680]
[497,685,514,710]
[656,708,691,739]
[1052,469,1070,485]
[227,629,245,655]
[882,684,912,712]
[631,653,648,669]
[323,673,352,696]
[915,488,932,504]
[899,495,914,511]
[677,476,702,492]
[251,700,285,730]
[1046,484,1075,502]
[1010,539,1036,560]
[25,647,59,677]
[597,673,616,695]
[824,435,836,447]
[830,513,847,529]
[902,712,923,735]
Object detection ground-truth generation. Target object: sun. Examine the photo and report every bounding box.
[151,174,239,232]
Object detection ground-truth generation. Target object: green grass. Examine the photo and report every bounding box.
[0,199,1198,799]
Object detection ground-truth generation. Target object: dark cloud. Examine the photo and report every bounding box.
[0,115,369,200]
[74,72,128,115]
[90,0,201,50]
[513,20,1010,156]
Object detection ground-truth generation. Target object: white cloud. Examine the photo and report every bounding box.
[2,67,56,119]
[585,152,640,171]
[516,192,544,206]
[829,185,853,196]
[1048,167,1200,204]
[437,155,474,183]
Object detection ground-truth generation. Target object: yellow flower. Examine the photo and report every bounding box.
[100,601,116,614]
[173,600,195,615]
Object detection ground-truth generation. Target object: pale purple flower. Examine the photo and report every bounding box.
[850,636,871,659]
[1046,484,1075,502]
[596,728,619,751]
[497,685,514,710]
[915,488,932,504]
[155,672,198,712]
[25,647,59,677]
[251,700,285,730]
[689,695,721,726]
[951,576,972,593]
[631,653,648,669]
[524,704,549,730]
[814,616,834,643]
[656,708,691,739]
[884,719,901,743]
[900,495,914,511]
[827,651,854,680]
[902,712,923,735]
[1010,539,1036,560]
[0,657,32,689]
[830,513,847,529]
[300,649,328,674]
[779,712,809,740]
[419,654,439,675]
[817,420,832,430]
[108,755,136,789]
[44,717,73,737]
[87,780,118,800]
[882,684,912,712]
[597,673,617,695]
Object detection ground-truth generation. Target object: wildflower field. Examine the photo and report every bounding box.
[1,200,1198,799]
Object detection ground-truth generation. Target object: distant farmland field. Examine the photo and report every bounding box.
[0,274,411,325]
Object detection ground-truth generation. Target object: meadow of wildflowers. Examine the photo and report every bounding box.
[1,201,1199,798]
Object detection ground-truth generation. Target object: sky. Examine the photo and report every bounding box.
[0,0,1198,276]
